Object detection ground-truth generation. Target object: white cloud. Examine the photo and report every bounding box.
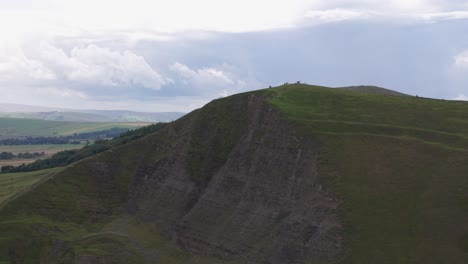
[304,9,376,23]
[0,42,167,90]
[1,0,468,112]
[63,45,167,89]
[0,1,315,34]
[388,0,440,12]
[421,11,468,21]
[0,44,56,82]
[169,62,251,98]
[0,1,467,39]
[35,87,88,99]
[454,50,468,68]
[453,94,468,101]
[302,1,468,23]
[170,62,234,90]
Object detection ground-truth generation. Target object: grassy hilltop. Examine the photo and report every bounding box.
[0,84,466,264]
[270,84,468,263]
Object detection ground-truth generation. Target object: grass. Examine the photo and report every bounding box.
[0,168,62,206]
[0,84,466,263]
[270,85,468,135]
[0,123,239,263]
[187,93,251,186]
[99,216,239,264]
[0,117,147,139]
[270,84,468,263]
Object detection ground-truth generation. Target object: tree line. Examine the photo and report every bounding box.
[0,151,45,160]
[0,127,130,145]
[0,123,167,173]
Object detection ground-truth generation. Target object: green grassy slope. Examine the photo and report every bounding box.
[271,85,468,149]
[0,85,466,263]
[338,85,410,96]
[0,117,147,139]
[0,100,245,263]
[0,168,62,207]
[270,84,468,263]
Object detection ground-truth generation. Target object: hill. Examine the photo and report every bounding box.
[0,84,466,264]
[0,103,184,122]
[338,85,410,96]
[0,168,62,208]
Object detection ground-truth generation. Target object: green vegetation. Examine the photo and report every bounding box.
[187,93,250,186]
[338,85,410,96]
[0,123,169,263]
[0,144,85,154]
[0,168,61,206]
[0,85,466,263]
[271,85,468,149]
[1,123,167,173]
[0,119,220,263]
[0,144,85,168]
[270,84,468,263]
[0,117,147,139]
[0,152,44,160]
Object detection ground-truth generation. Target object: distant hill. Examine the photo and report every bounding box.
[0,84,467,264]
[0,103,67,113]
[0,103,184,122]
[338,85,410,96]
[0,117,147,139]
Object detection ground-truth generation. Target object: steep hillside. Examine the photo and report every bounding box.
[271,85,468,263]
[0,84,467,264]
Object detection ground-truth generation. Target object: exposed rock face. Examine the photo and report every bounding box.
[126,92,342,263]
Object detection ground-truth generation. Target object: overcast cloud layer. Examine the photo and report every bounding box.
[1,0,468,112]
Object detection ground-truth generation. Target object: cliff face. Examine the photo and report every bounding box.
[0,90,341,264]
[127,92,342,263]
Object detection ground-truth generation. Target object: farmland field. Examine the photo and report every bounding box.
[0,117,149,139]
[0,144,86,167]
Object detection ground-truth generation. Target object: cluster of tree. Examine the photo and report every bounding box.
[69,127,130,140]
[0,152,15,160]
[0,137,80,145]
[0,123,167,173]
[0,151,45,160]
[0,127,130,145]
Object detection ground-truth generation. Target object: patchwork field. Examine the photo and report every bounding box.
[0,117,149,139]
[0,144,86,167]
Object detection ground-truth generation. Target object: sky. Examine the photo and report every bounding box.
[1,0,468,112]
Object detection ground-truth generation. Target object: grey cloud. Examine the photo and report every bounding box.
[2,14,468,111]
[138,20,468,99]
